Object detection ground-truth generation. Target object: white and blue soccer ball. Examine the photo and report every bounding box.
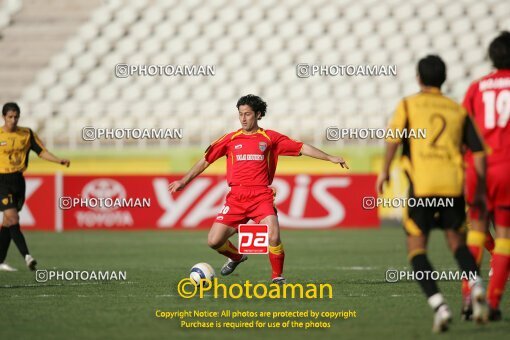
[190,263,215,286]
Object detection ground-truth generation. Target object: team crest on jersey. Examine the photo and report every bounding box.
[1,198,8,205]
[0,141,6,146]
[259,142,267,152]
[235,144,242,149]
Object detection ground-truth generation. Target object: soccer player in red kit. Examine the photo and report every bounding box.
[168,94,349,283]
[462,31,510,321]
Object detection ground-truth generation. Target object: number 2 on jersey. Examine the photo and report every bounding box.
[430,113,447,148]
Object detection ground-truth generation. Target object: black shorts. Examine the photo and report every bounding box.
[0,172,26,212]
[403,194,466,236]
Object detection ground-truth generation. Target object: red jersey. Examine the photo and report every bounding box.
[463,69,510,166]
[204,128,303,186]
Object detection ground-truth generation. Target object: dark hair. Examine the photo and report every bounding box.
[2,102,20,116]
[236,94,267,120]
[489,31,510,69]
[417,55,446,88]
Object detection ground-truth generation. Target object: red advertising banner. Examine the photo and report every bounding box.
[18,174,379,231]
[15,175,56,231]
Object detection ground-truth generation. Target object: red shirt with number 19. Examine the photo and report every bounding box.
[462,69,510,166]
[204,128,303,187]
[463,69,510,226]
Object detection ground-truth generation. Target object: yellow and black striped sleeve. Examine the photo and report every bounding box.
[29,129,46,155]
[462,115,484,153]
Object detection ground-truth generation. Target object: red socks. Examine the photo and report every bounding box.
[487,238,510,309]
[269,243,285,279]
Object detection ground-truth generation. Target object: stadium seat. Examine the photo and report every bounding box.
[59,101,81,118]
[74,85,96,103]
[21,85,43,103]
[60,70,83,88]
[35,70,58,88]
[12,0,507,147]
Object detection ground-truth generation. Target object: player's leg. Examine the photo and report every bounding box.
[259,214,285,284]
[486,215,496,277]
[6,175,37,270]
[445,228,488,323]
[0,205,15,271]
[407,233,451,333]
[464,169,489,271]
[485,218,496,256]
[208,221,244,261]
[442,196,487,323]
[210,194,249,276]
[3,208,36,270]
[485,162,510,321]
[404,200,451,333]
[1,173,36,271]
[208,222,248,276]
[249,188,285,283]
[463,169,496,317]
[0,176,15,271]
[486,223,510,321]
[461,211,489,319]
[466,219,488,271]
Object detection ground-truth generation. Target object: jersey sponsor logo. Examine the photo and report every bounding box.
[259,142,267,152]
[236,154,265,161]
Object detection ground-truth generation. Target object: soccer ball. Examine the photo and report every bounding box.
[190,263,215,286]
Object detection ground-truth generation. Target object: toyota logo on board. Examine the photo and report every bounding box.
[81,179,127,211]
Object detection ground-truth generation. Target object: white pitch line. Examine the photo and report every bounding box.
[296,266,379,271]
[1,281,137,288]
[335,266,379,271]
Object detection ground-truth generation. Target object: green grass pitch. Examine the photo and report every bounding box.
[0,228,507,339]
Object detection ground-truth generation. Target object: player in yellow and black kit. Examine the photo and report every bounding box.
[376,56,489,333]
[0,102,70,272]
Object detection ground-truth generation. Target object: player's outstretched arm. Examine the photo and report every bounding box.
[168,157,210,193]
[38,150,70,167]
[376,142,399,194]
[300,143,349,169]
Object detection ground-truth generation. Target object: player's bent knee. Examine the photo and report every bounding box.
[268,235,281,247]
[207,237,218,249]
[207,237,224,249]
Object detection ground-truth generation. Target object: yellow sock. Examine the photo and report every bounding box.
[269,243,284,255]
[467,230,486,264]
